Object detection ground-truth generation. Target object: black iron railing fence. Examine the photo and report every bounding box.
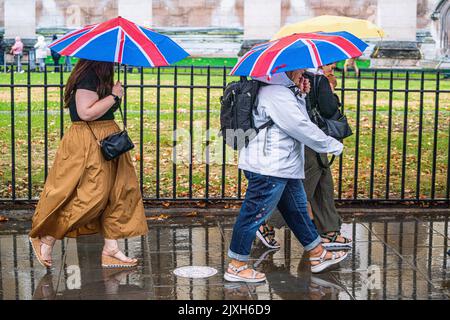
[0,63,449,205]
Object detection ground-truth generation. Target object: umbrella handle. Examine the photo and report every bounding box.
[116,62,120,82]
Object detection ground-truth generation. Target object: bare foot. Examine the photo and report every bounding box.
[40,236,56,264]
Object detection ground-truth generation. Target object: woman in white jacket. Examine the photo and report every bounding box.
[34,36,47,72]
[225,69,348,283]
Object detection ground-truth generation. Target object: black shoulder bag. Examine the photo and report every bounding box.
[309,75,353,168]
[86,96,134,161]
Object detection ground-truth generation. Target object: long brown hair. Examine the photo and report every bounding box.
[64,59,114,108]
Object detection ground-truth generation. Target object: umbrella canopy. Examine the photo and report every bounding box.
[48,16,189,67]
[272,15,384,40]
[230,31,368,78]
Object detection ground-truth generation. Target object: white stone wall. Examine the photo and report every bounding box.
[284,0,312,25]
[0,0,446,60]
[377,0,417,41]
[4,0,36,38]
[118,0,152,27]
[244,0,281,40]
[210,0,243,27]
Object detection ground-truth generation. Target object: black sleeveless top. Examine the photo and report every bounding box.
[69,69,120,122]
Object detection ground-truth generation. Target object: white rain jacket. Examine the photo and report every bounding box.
[238,72,343,179]
[34,36,48,59]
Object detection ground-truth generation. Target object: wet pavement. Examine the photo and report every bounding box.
[0,212,448,300]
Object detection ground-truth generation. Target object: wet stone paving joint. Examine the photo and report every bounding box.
[0,213,448,300]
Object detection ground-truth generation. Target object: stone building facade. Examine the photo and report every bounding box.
[0,0,447,63]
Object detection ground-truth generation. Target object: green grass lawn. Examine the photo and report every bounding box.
[0,69,449,201]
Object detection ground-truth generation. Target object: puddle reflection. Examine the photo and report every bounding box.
[0,215,448,300]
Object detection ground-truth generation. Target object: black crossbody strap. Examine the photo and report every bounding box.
[116,102,126,131]
[316,153,335,169]
[86,96,125,144]
[255,119,274,133]
[86,121,100,145]
[313,76,336,169]
[313,75,322,110]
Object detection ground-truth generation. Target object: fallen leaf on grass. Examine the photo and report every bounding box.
[187,211,198,217]
[0,215,8,222]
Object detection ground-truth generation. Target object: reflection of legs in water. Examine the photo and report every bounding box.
[76,234,104,284]
[33,273,55,300]
[102,269,137,295]
[224,282,265,300]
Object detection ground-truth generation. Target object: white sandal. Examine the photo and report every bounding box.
[310,249,348,274]
[224,263,266,283]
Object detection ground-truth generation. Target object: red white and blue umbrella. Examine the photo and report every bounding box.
[230,31,368,77]
[48,16,189,67]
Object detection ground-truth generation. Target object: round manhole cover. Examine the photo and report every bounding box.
[173,266,218,279]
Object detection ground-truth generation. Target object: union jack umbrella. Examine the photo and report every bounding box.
[230,31,368,77]
[48,16,189,67]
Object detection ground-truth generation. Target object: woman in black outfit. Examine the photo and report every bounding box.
[51,34,62,72]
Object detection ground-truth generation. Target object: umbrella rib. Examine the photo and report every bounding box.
[59,20,118,56]
[230,47,259,75]
[121,21,168,66]
[46,16,189,67]
[315,39,353,59]
[49,25,96,49]
[250,36,301,77]
[294,33,363,56]
[114,28,125,64]
[300,39,319,69]
[265,39,304,76]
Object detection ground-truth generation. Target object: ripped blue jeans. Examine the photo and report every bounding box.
[228,170,321,262]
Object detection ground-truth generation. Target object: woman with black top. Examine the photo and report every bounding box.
[258,64,352,249]
[29,59,148,268]
[51,34,62,72]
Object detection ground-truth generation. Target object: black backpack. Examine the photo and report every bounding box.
[219,77,273,150]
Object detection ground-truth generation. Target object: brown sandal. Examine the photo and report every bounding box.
[29,237,54,268]
[101,248,138,268]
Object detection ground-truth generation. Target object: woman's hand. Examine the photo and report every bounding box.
[112,81,123,98]
[298,77,311,94]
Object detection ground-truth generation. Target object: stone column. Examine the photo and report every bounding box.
[377,0,417,41]
[4,0,36,39]
[4,0,36,64]
[285,0,312,25]
[239,0,281,55]
[118,0,153,27]
[372,0,421,67]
